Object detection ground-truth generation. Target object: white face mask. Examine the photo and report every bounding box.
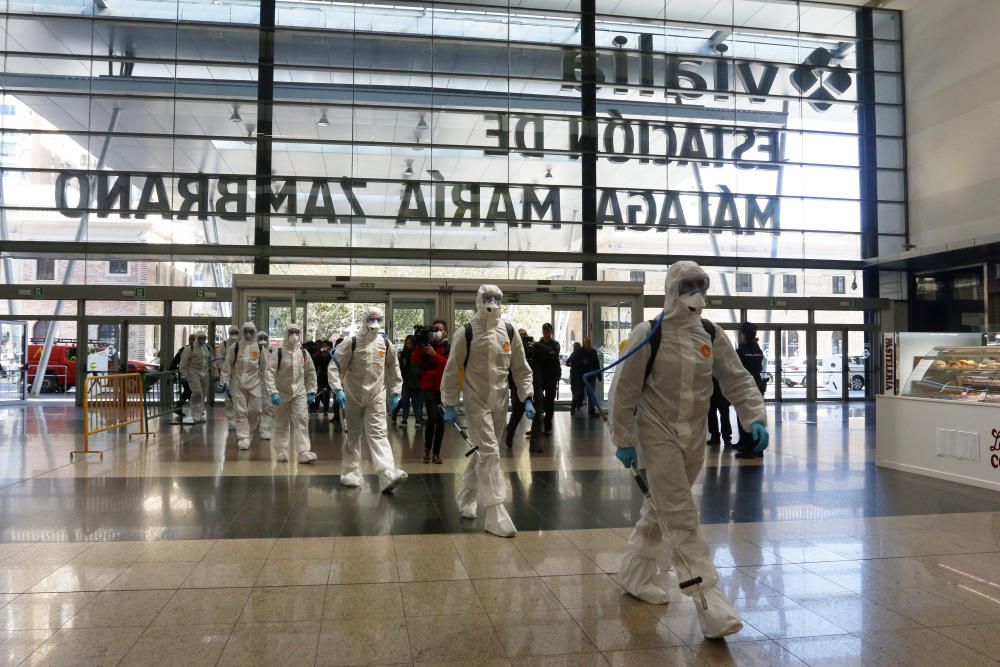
[483,298,500,315]
[679,292,706,315]
[431,330,443,342]
[287,334,300,346]
[367,319,382,333]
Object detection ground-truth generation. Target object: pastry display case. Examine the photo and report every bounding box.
[900,347,1000,402]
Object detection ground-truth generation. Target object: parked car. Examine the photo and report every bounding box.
[779,356,868,390]
[26,341,154,392]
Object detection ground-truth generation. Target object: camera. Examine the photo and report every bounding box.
[413,324,432,346]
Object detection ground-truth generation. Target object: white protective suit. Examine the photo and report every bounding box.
[179,334,213,424]
[329,307,406,492]
[265,325,318,463]
[221,322,272,450]
[442,285,534,537]
[609,261,767,638]
[217,327,240,430]
[257,332,273,440]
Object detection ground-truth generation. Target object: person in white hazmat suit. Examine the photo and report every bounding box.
[329,307,407,493]
[609,261,770,639]
[216,326,240,430]
[441,285,535,538]
[257,331,273,440]
[265,323,318,463]
[220,322,272,450]
[179,331,213,425]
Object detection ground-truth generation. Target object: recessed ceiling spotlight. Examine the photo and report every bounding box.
[317,111,330,128]
[416,115,428,131]
[229,105,242,124]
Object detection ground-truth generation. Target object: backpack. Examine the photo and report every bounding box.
[343,333,390,373]
[463,322,515,370]
[276,347,308,370]
[459,321,515,390]
[642,318,716,388]
[230,341,265,369]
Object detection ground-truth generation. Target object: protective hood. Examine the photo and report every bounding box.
[663,261,710,320]
[475,284,503,323]
[363,306,384,337]
[257,332,269,345]
[283,324,302,349]
[195,330,209,346]
[228,326,240,339]
[241,321,257,341]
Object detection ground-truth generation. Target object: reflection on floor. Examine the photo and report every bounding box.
[1,402,1000,665]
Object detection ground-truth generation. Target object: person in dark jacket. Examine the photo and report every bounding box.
[329,336,345,429]
[169,334,196,416]
[393,335,424,426]
[566,337,601,416]
[734,322,768,459]
[312,340,333,414]
[411,320,449,463]
[506,328,541,450]
[530,322,561,437]
[707,378,733,447]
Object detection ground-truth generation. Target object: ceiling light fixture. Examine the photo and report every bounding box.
[544,168,553,179]
[403,160,414,178]
[317,111,330,128]
[229,105,242,124]
[416,115,428,131]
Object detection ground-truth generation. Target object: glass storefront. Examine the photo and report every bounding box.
[0,0,903,284]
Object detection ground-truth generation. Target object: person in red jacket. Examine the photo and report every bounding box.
[412,319,449,463]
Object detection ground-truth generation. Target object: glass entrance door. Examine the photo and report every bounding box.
[390,298,437,348]
[595,300,634,399]
[0,321,27,403]
[552,307,585,403]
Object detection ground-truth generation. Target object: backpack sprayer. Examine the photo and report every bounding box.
[581,312,709,610]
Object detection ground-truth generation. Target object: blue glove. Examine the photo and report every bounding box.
[443,405,457,425]
[307,392,316,406]
[615,446,637,468]
[335,389,346,408]
[524,398,536,420]
[389,393,400,412]
[751,421,769,453]
[271,393,281,406]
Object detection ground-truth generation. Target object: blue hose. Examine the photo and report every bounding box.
[581,311,663,411]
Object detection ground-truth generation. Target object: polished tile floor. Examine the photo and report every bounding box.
[1,402,999,665]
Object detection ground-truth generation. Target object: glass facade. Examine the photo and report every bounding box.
[0,0,904,291]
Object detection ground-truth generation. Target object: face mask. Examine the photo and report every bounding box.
[197,337,207,345]
[679,292,706,315]
[367,319,382,333]
[287,334,300,346]
[483,298,500,315]
[229,331,239,339]
[431,331,443,342]
[243,331,254,341]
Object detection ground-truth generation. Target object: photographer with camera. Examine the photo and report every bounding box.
[412,320,449,463]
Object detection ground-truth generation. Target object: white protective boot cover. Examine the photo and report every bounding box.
[379,469,408,493]
[696,586,743,639]
[456,486,478,519]
[298,450,318,464]
[237,439,251,450]
[275,451,288,462]
[340,470,362,487]
[615,553,670,605]
[484,503,516,537]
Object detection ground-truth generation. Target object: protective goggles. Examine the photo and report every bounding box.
[678,276,710,295]
[242,327,255,335]
[286,328,301,337]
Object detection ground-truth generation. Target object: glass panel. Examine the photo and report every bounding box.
[746,309,809,324]
[0,321,26,402]
[127,323,161,372]
[816,330,845,399]
[553,309,585,399]
[847,331,872,398]
[598,302,633,400]
[26,321,79,399]
[779,329,809,400]
[756,328,778,402]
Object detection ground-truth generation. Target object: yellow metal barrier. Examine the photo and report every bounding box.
[76,373,150,460]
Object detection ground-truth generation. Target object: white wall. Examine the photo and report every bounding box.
[896,0,1000,249]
